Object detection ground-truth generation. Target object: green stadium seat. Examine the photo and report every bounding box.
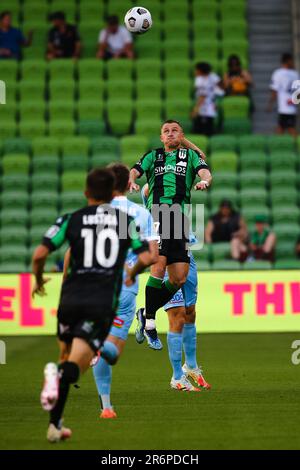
[120,135,149,167]
[270,189,298,207]
[211,171,237,189]
[192,1,219,21]
[222,38,248,62]
[238,135,266,153]
[107,60,134,82]
[31,190,59,211]
[274,222,299,242]
[107,0,131,16]
[210,151,238,172]
[61,172,86,192]
[31,173,59,192]
[193,22,218,41]
[136,100,162,121]
[0,60,18,82]
[0,227,28,247]
[136,40,162,60]
[193,39,220,60]
[239,171,267,189]
[90,154,117,168]
[49,0,77,22]
[184,134,208,153]
[107,81,133,101]
[135,119,162,138]
[49,80,75,102]
[0,123,17,139]
[136,80,162,101]
[136,59,162,81]
[210,188,239,210]
[78,79,106,101]
[272,207,299,225]
[32,137,60,157]
[19,121,47,138]
[0,104,16,125]
[32,155,60,173]
[212,260,241,270]
[239,188,268,208]
[194,259,212,271]
[1,0,20,18]
[163,40,190,60]
[211,242,231,261]
[1,191,29,210]
[78,59,104,81]
[77,100,104,121]
[21,59,47,82]
[0,246,29,265]
[60,192,86,213]
[90,136,119,157]
[18,80,45,104]
[269,151,297,171]
[163,59,191,81]
[3,138,31,155]
[61,155,89,172]
[23,2,49,26]
[164,80,191,102]
[221,20,247,40]
[80,26,99,57]
[107,101,133,136]
[275,260,300,269]
[61,137,90,157]
[210,135,237,153]
[268,135,295,153]
[1,209,29,228]
[48,120,76,138]
[19,102,46,123]
[30,209,58,228]
[48,102,75,122]
[165,99,192,121]
[223,97,250,119]
[269,170,298,189]
[2,153,30,175]
[79,1,105,24]
[22,27,48,60]
[243,206,270,225]
[240,151,267,171]
[223,118,252,136]
[243,261,272,271]
[164,23,190,42]
[78,120,106,137]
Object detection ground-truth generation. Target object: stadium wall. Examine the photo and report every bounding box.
[0,272,299,335]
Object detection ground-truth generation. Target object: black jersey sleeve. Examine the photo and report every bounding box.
[190,149,210,174]
[42,214,71,252]
[132,150,154,177]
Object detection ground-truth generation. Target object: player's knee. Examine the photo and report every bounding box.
[185,305,196,324]
[59,361,80,385]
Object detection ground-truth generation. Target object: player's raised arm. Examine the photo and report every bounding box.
[129,168,141,193]
[181,136,207,160]
[194,167,212,191]
[129,151,154,192]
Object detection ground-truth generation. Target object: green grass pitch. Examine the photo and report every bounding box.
[1,333,300,450]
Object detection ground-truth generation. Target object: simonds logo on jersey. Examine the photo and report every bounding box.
[155,162,187,176]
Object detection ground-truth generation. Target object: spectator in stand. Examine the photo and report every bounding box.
[205,199,248,262]
[249,215,276,262]
[295,235,300,259]
[47,11,81,60]
[97,15,134,60]
[0,10,32,59]
[191,62,224,136]
[267,53,299,136]
[223,54,252,96]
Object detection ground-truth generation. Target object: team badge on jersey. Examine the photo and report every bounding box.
[179,149,187,159]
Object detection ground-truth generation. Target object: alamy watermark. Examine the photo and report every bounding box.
[0,80,6,104]
[291,340,300,365]
[0,340,6,365]
[291,80,300,105]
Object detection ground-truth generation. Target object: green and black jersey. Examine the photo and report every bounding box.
[42,204,147,310]
[133,147,209,210]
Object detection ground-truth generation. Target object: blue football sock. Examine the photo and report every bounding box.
[183,323,198,369]
[93,357,112,410]
[167,332,183,380]
[101,340,119,365]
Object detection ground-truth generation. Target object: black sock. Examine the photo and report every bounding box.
[145,277,179,321]
[50,362,80,428]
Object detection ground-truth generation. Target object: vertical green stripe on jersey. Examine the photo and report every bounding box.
[50,216,71,248]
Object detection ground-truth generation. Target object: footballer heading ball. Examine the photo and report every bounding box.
[124,6,152,34]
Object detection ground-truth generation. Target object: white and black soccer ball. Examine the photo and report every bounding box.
[124,6,152,34]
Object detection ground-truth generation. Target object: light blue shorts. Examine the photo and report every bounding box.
[164,254,198,311]
[110,290,137,341]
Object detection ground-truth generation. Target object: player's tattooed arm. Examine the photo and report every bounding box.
[181,137,207,160]
[32,245,51,298]
[129,168,141,192]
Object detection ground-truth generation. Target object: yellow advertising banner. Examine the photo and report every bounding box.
[0,271,300,335]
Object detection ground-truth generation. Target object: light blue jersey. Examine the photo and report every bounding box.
[111,196,157,295]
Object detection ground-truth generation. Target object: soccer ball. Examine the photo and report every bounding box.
[124,6,152,34]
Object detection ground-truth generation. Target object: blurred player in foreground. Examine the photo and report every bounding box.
[129,120,212,348]
[63,164,158,418]
[136,184,211,392]
[32,168,154,442]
